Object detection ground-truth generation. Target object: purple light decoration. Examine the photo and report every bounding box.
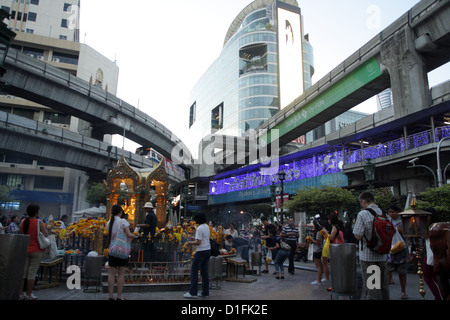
[210,125,450,195]
[210,151,344,195]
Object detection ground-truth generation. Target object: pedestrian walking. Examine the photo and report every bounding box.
[353,191,390,300]
[387,204,409,299]
[310,218,328,285]
[260,216,276,273]
[280,218,299,275]
[265,228,289,279]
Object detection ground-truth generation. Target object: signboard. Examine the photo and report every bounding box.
[264,57,383,144]
[277,3,304,109]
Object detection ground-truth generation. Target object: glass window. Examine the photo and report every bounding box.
[6,174,22,187]
[61,19,68,28]
[28,12,37,21]
[211,103,223,130]
[239,43,268,76]
[189,102,196,128]
[43,111,71,125]
[34,176,64,190]
[30,0,39,5]
[52,51,78,64]
[63,3,72,12]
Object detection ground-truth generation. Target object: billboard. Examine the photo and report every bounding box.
[277,2,304,109]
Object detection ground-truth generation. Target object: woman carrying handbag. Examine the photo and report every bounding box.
[20,204,48,300]
[106,204,135,300]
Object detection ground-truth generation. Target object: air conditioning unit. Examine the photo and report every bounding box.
[52,58,60,62]
[37,56,45,61]
[43,119,51,125]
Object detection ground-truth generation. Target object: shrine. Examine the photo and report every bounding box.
[103,156,169,229]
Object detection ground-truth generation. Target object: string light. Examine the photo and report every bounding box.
[209,126,450,195]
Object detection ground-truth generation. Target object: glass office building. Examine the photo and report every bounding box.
[188,0,313,157]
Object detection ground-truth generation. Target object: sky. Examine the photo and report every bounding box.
[79,0,449,153]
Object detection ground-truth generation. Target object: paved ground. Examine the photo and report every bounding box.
[29,260,433,301]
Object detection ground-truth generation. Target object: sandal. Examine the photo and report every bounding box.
[401,292,408,299]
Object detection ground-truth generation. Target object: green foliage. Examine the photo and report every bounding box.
[373,187,396,212]
[284,185,357,219]
[0,185,13,204]
[86,182,106,206]
[416,184,450,222]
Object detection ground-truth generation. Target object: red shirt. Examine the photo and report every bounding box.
[20,218,45,253]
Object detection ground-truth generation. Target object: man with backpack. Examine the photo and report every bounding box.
[353,191,392,300]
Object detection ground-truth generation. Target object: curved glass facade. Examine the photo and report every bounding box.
[188,1,313,157]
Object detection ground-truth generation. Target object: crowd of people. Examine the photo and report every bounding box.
[2,189,447,301]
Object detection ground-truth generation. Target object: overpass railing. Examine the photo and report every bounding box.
[0,111,148,169]
[346,125,450,164]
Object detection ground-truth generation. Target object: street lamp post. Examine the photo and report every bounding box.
[278,170,286,224]
[183,186,188,221]
[408,158,437,188]
[270,183,276,222]
[437,136,450,187]
[363,158,375,191]
[399,197,432,300]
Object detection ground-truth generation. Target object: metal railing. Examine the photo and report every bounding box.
[346,126,450,164]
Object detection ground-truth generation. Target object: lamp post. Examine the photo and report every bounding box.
[278,170,286,224]
[407,157,437,188]
[183,186,188,222]
[363,158,375,191]
[399,197,432,300]
[437,136,450,187]
[0,9,16,77]
[270,183,276,222]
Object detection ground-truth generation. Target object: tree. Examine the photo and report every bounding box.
[86,182,106,206]
[373,187,397,212]
[0,185,14,205]
[416,184,450,222]
[285,186,357,221]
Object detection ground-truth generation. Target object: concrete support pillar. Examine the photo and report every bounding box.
[380,26,431,119]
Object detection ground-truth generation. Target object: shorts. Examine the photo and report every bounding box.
[313,251,322,260]
[108,255,128,267]
[23,251,44,279]
[387,261,407,275]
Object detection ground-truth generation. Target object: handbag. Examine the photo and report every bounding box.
[333,230,345,244]
[109,219,131,260]
[280,240,291,251]
[37,219,50,249]
[307,244,313,261]
[390,227,406,254]
[322,235,330,258]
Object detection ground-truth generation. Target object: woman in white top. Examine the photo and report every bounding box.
[224,222,239,249]
[106,204,134,300]
[184,213,211,298]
